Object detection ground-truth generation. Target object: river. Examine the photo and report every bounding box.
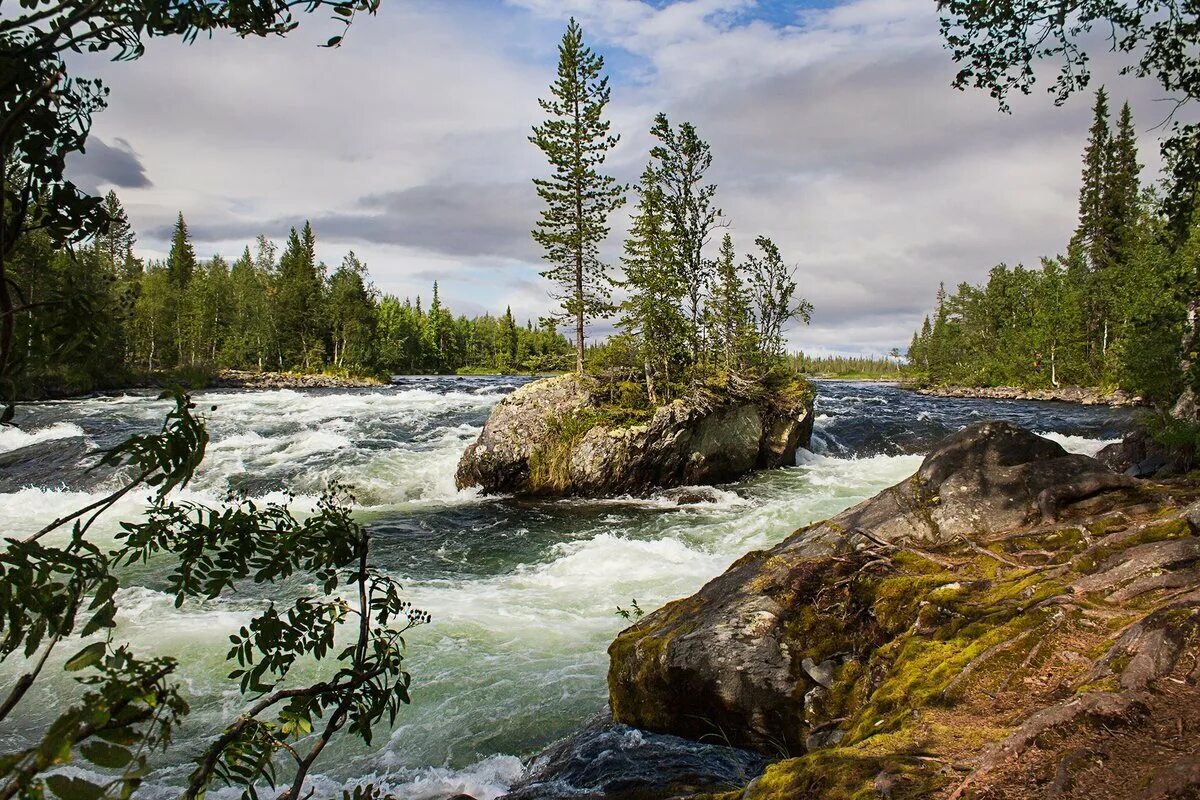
[0,378,1135,798]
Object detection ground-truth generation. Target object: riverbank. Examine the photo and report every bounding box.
[915,383,1145,406]
[207,369,385,390]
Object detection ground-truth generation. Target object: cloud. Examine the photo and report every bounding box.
[65,0,1174,354]
[66,137,152,194]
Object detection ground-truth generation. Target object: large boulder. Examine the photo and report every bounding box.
[606,421,1137,753]
[455,375,814,497]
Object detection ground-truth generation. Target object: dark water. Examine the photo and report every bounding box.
[0,378,1133,798]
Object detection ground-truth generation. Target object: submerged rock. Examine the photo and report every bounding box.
[455,375,814,497]
[499,712,768,800]
[607,420,1200,798]
[0,436,120,492]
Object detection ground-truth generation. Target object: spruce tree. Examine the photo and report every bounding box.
[166,211,196,289]
[649,113,722,359]
[530,18,625,375]
[275,221,326,370]
[617,167,687,401]
[1104,101,1141,260]
[97,191,138,279]
[502,306,519,369]
[1071,88,1112,271]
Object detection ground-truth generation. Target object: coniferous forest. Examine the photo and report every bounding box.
[8,200,573,396]
[907,89,1190,404]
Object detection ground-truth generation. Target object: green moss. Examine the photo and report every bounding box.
[744,749,944,800]
[607,594,705,729]
[1075,517,1194,573]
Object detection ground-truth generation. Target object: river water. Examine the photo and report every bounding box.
[0,378,1135,798]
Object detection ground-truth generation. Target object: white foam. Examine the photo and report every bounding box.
[1036,430,1121,457]
[0,421,86,453]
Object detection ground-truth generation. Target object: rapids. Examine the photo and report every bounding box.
[0,378,1134,799]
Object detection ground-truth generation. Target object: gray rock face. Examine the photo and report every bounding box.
[455,375,814,497]
[607,421,1127,752]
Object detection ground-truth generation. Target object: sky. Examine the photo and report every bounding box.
[65,0,1172,356]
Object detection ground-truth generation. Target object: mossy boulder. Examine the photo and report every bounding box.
[603,421,1200,798]
[609,424,1167,737]
[455,374,815,497]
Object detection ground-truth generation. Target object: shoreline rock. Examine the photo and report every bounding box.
[207,370,385,391]
[602,420,1200,798]
[455,374,815,498]
[914,383,1145,406]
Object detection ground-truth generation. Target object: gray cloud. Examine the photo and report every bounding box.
[69,0,1181,354]
[66,137,152,194]
[172,182,541,261]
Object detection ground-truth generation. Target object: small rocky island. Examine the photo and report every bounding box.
[505,421,1200,799]
[455,373,815,497]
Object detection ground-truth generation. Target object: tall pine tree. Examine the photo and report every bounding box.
[166,212,196,289]
[530,18,625,375]
[1071,88,1112,271]
[275,221,326,370]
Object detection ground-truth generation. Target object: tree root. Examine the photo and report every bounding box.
[1037,474,1142,523]
[1147,753,1200,798]
[941,626,1043,700]
[947,692,1142,800]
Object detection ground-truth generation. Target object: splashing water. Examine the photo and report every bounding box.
[0,378,1133,798]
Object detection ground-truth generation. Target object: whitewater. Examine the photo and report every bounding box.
[0,378,1134,799]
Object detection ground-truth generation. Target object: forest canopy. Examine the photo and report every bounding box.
[907,89,1189,404]
[8,199,574,397]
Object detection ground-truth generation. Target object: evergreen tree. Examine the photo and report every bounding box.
[530,17,625,375]
[649,113,722,358]
[423,282,452,373]
[96,191,138,279]
[166,212,197,289]
[327,252,376,371]
[501,306,519,369]
[1071,88,1112,271]
[1105,101,1141,258]
[616,168,687,401]
[275,222,326,370]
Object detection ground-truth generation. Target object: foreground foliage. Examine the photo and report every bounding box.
[0,394,427,800]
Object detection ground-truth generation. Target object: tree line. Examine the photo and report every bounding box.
[530,19,812,401]
[8,198,573,396]
[906,89,1189,404]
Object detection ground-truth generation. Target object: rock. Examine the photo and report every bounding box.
[456,375,814,497]
[915,384,1145,407]
[660,486,732,505]
[1098,429,1181,478]
[606,421,1138,753]
[0,436,121,492]
[208,370,383,391]
[800,657,835,689]
[498,712,768,800]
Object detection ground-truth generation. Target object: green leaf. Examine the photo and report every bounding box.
[46,775,106,800]
[64,642,106,672]
[81,741,132,768]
